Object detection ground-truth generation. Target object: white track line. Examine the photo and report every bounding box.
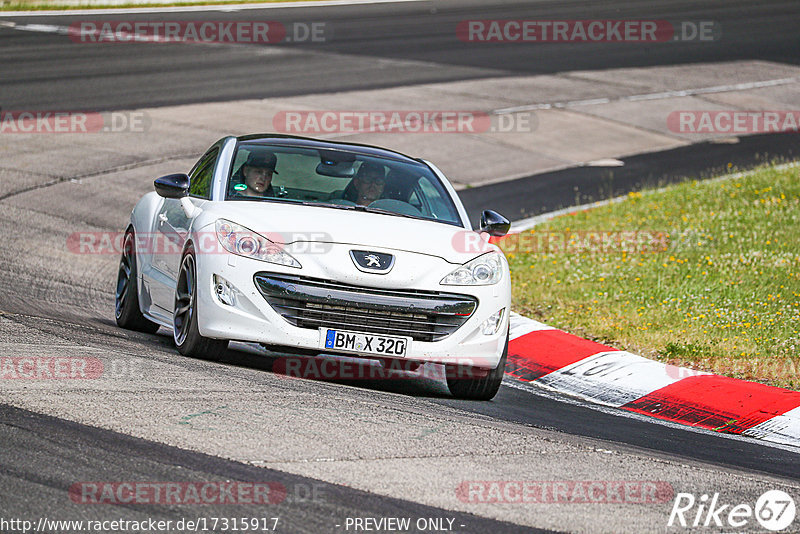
[494,77,800,115]
[0,0,424,16]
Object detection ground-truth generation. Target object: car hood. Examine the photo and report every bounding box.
[199,201,491,264]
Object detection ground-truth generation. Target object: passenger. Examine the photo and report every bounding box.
[383,168,412,201]
[232,152,279,198]
[344,161,386,206]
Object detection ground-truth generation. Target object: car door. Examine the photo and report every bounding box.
[149,147,219,312]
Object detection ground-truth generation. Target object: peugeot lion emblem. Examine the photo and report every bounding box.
[350,250,395,274]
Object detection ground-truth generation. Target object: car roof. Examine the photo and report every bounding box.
[234,134,424,166]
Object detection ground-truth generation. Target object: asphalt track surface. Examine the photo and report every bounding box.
[0,404,542,534]
[2,0,800,532]
[0,0,798,111]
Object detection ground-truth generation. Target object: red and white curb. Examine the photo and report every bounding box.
[500,163,800,447]
[506,312,800,447]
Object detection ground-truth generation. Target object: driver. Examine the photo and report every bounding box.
[232,151,279,198]
[345,161,385,206]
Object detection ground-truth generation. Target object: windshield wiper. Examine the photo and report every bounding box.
[352,205,429,221]
[302,201,358,211]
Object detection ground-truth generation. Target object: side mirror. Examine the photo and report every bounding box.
[479,210,511,237]
[154,173,189,199]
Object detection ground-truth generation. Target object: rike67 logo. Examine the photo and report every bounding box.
[668,490,796,531]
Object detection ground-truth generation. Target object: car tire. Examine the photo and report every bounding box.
[445,334,508,401]
[173,244,229,361]
[115,229,161,334]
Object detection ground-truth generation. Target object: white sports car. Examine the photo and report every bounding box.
[116,134,511,399]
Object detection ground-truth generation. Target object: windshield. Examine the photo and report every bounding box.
[225,143,462,225]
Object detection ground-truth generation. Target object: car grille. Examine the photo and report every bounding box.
[254,273,477,342]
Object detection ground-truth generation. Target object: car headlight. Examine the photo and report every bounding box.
[215,219,301,268]
[441,252,503,285]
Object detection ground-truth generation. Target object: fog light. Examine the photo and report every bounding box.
[214,275,237,306]
[480,308,505,335]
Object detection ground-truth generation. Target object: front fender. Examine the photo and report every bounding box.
[129,191,164,259]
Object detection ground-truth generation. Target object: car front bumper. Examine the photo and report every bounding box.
[194,247,510,370]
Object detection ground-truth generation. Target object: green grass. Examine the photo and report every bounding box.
[0,0,319,11]
[507,162,800,389]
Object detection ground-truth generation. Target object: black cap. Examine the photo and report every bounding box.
[356,161,385,179]
[244,151,279,174]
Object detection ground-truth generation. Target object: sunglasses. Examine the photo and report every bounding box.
[360,175,386,185]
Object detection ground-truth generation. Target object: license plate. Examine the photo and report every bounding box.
[320,328,409,357]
